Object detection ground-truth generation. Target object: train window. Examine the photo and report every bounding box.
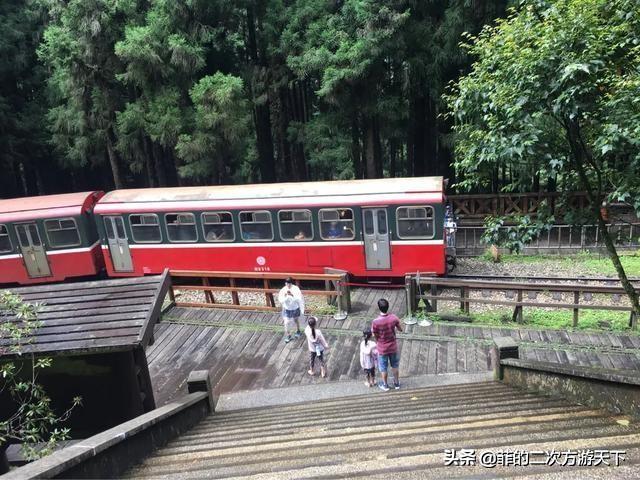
[278,209,313,241]
[319,208,355,240]
[130,214,161,243]
[44,218,81,248]
[364,210,374,235]
[0,225,12,253]
[166,213,197,243]
[202,212,235,242]
[396,206,435,239]
[239,210,273,241]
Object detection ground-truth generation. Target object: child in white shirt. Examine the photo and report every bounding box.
[359,328,378,387]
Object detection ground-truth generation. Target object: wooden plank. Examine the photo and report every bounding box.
[172,285,338,297]
[2,327,143,346]
[10,290,157,307]
[417,294,633,311]
[9,336,139,356]
[9,276,160,295]
[170,270,343,281]
[1,320,145,337]
[16,284,160,302]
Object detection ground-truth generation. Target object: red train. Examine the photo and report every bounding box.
[0,177,448,285]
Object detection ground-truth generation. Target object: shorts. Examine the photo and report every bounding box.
[378,352,399,373]
[283,308,301,319]
[363,367,376,376]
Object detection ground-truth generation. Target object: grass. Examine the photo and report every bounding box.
[428,308,634,333]
[494,250,640,277]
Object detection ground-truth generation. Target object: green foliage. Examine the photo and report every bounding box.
[447,0,640,215]
[481,207,554,254]
[0,291,81,459]
[176,73,250,182]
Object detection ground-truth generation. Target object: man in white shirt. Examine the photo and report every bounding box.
[277,277,305,343]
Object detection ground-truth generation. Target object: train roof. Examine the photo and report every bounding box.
[94,177,444,213]
[0,191,104,223]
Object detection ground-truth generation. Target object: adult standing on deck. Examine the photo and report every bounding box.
[278,277,305,343]
[371,298,403,391]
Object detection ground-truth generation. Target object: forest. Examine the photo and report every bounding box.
[0,0,510,197]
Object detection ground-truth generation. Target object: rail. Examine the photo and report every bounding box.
[455,223,640,256]
[168,270,351,318]
[404,275,638,330]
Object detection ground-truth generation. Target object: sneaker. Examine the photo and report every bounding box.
[365,381,371,387]
[393,381,400,390]
[284,335,292,343]
[378,382,390,392]
[294,331,302,339]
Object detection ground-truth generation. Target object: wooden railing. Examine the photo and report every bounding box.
[405,275,638,330]
[168,270,351,315]
[448,192,590,221]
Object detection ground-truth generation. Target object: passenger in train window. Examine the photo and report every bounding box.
[294,230,307,240]
[327,221,342,238]
[206,228,226,241]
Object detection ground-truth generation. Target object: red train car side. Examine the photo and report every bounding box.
[0,192,105,285]
[93,177,445,278]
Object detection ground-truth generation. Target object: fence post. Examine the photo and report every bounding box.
[229,278,240,306]
[460,286,470,314]
[264,279,275,307]
[405,275,416,317]
[573,291,580,327]
[168,283,176,305]
[430,284,438,313]
[203,277,215,304]
[512,289,523,323]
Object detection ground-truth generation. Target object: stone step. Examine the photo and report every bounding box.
[132,416,629,475]
[195,382,525,429]
[211,379,503,420]
[170,398,586,449]
[127,434,640,479]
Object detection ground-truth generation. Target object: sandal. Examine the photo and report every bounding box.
[307,369,314,376]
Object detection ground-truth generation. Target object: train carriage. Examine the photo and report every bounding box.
[93,177,446,278]
[0,192,105,285]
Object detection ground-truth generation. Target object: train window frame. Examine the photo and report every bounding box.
[239,210,274,242]
[318,208,356,241]
[130,213,162,243]
[202,211,235,243]
[165,212,198,243]
[396,206,435,239]
[43,217,81,248]
[0,224,12,253]
[278,209,314,241]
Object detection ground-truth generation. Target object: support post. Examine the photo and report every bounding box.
[573,291,580,327]
[460,286,469,314]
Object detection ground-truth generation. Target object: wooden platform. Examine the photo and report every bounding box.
[147,301,640,405]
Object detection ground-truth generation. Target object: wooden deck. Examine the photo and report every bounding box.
[147,291,640,405]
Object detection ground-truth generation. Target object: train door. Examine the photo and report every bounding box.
[104,216,133,272]
[362,208,391,270]
[15,223,51,278]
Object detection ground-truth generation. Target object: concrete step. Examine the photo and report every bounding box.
[123,379,640,479]
[133,417,631,475]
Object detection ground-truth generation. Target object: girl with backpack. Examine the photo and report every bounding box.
[304,316,329,378]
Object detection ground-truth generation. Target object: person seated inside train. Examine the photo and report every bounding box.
[206,228,227,241]
[326,221,342,239]
[294,230,308,240]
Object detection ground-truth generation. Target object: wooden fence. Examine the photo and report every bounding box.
[405,275,638,330]
[168,270,351,315]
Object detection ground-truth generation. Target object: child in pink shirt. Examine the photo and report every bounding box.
[304,316,329,378]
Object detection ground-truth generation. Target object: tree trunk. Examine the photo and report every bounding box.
[105,131,124,189]
[278,86,293,180]
[410,94,426,177]
[351,114,363,179]
[568,119,640,329]
[364,116,377,179]
[151,141,167,187]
